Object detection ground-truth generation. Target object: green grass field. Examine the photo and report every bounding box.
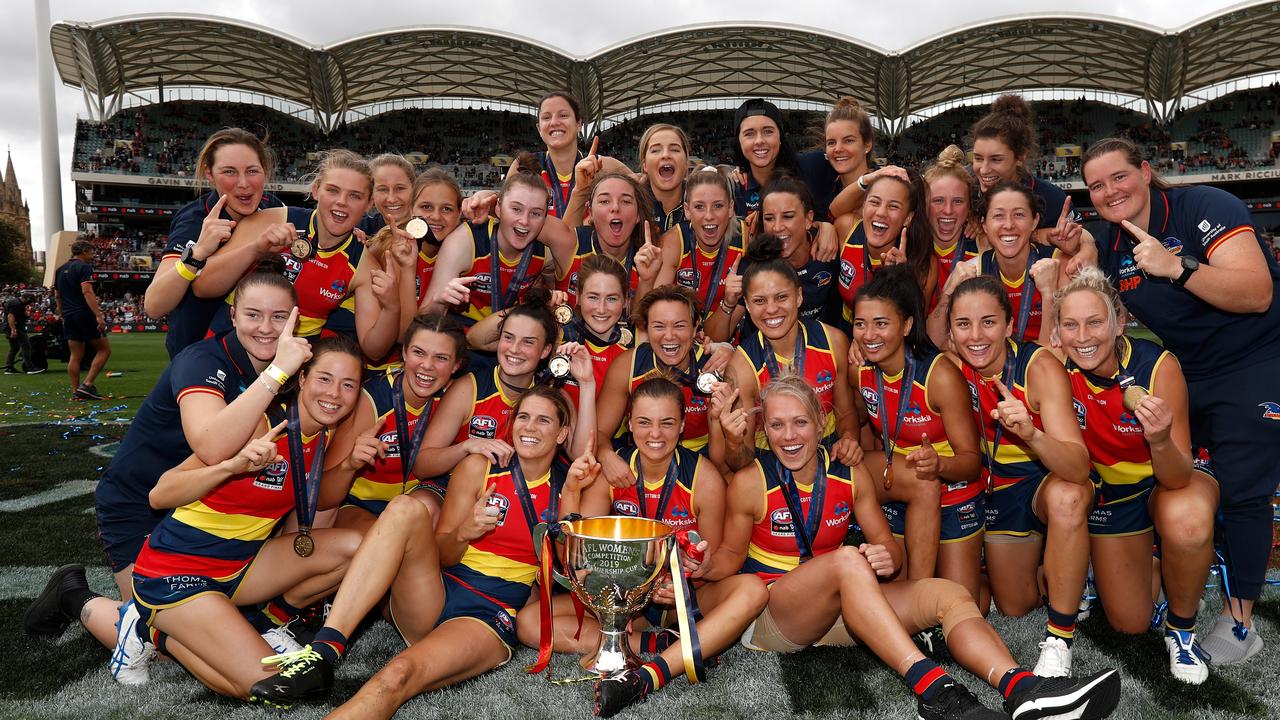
[1,333,1278,719]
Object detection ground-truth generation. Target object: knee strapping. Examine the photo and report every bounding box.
[912,578,982,640]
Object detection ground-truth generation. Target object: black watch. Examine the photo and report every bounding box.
[1173,255,1199,287]
[179,244,207,270]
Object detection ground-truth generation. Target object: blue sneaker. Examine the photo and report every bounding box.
[1165,629,1209,685]
[109,600,155,685]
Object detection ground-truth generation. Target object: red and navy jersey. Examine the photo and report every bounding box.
[458,219,549,326]
[556,226,639,305]
[535,151,582,220]
[1066,336,1168,504]
[738,319,840,444]
[1095,185,1280,381]
[349,373,443,505]
[856,348,978,507]
[610,445,701,532]
[836,220,882,324]
[559,320,633,407]
[457,458,565,593]
[628,344,711,453]
[455,367,521,444]
[977,242,1055,343]
[961,340,1049,492]
[673,219,747,319]
[96,331,260,511]
[931,235,980,311]
[651,193,685,233]
[743,447,855,583]
[279,208,363,337]
[161,191,284,358]
[134,420,327,580]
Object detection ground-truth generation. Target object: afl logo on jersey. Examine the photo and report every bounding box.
[770,508,795,536]
[486,492,511,526]
[254,459,289,490]
[838,259,855,287]
[612,500,640,516]
[568,271,579,289]
[473,272,493,294]
[812,270,833,288]
[470,415,498,438]
[1073,399,1087,429]
[861,387,879,416]
[379,430,400,457]
[676,267,696,287]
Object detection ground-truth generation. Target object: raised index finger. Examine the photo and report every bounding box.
[1059,196,1073,223]
[1119,219,1151,244]
[261,419,288,440]
[899,227,909,254]
[993,378,1016,402]
[282,305,300,337]
[208,193,229,218]
[644,222,653,247]
[588,135,599,158]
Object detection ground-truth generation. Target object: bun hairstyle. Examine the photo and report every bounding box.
[499,286,557,350]
[1049,265,1128,345]
[825,97,875,165]
[854,264,936,357]
[923,144,974,194]
[947,274,1013,326]
[977,179,1044,220]
[502,151,551,203]
[403,311,469,376]
[732,98,799,176]
[970,94,1038,165]
[741,233,802,295]
[1082,136,1172,191]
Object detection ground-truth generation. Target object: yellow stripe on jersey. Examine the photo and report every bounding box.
[895,437,956,459]
[746,542,802,574]
[170,502,280,542]
[459,545,537,586]
[1094,459,1155,489]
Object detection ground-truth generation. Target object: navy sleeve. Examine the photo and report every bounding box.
[169,345,231,403]
[1179,186,1255,260]
[165,194,214,256]
[73,262,93,286]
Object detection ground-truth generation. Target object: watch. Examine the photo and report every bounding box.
[1173,255,1199,287]
[178,244,207,270]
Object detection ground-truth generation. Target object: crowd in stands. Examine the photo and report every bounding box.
[80,232,168,272]
[2,283,154,330]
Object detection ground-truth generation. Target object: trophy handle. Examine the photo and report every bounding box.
[531,520,575,590]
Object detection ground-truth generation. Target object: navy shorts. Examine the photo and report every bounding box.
[342,494,389,517]
[438,566,521,649]
[1088,487,1152,537]
[63,312,100,342]
[94,494,164,573]
[132,561,253,626]
[882,495,986,543]
[985,476,1046,540]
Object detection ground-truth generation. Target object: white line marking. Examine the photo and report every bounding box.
[0,480,97,512]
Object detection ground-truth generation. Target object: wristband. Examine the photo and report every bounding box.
[856,175,870,193]
[174,261,199,282]
[719,300,735,315]
[258,374,280,395]
[264,364,290,386]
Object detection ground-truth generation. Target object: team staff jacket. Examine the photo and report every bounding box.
[1094,185,1280,381]
[856,347,978,507]
[162,191,284,358]
[743,447,855,583]
[97,331,261,510]
[1066,336,1169,504]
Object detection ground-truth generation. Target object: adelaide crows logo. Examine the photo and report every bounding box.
[1260,402,1280,420]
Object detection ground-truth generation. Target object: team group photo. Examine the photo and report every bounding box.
[2,1,1280,718]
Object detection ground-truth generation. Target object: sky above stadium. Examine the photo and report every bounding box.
[1,0,1252,252]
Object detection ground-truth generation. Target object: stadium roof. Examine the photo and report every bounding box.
[50,3,1280,133]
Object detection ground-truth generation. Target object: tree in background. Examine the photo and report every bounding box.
[0,219,35,283]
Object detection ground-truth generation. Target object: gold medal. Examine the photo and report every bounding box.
[405,216,430,239]
[290,232,313,261]
[293,533,314,558]
[548,355,571,379]
[1122,385,1149,413]
[554,304,573,325]
[619,327,634,346]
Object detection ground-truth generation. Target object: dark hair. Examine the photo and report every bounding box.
[415,167,463,207]
[499,287,557,349]
[732,99,799,176]
[632,376,686,416]
[502,152,551,204]
[854,264,936,357]
[195,128,274,189]
[825,97,875,166]
[977,180,1044,220]
[284,334,362,403]
[866,168,933,286]
[233,270,298,305]
[970,95,1037,162]
[537,91,582,122]
[947,275,1013,325]
[741,233,802,295]
[575,253,628,298]
[402,311,468,375]
[759,174,815,218]
[514,384,573,429]
[588,172,655,257]
[1081,137,1172,191]
[71,240,95,256]
[636,284,700,329]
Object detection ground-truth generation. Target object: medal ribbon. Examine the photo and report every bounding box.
[570,317,622,347]
[693,222,738,316]
[976,343,1018,496]
[773,449,827,560]
[1011,249,1038,343]
[656,345,705,390]
[390,372,435,493]
[668,542,708,683]
[874,351,917,472]
[634,452,681,522]
[540,151,582,219]
[489,235,536,312]
[286,401,327,538]
[762,322,807,382]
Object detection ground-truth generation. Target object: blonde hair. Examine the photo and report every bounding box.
[760,373,824,429]
[1049,265,1128,345]
[923,144,973,193]
[306,149,374,199]
[639,123,690,162]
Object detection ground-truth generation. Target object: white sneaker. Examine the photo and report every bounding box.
[1033,636,1073,677]
[261,622,303,654]
[109,600,156,685]
[1165,629,1210,685]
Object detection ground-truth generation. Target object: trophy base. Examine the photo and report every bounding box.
[582,629,642,676]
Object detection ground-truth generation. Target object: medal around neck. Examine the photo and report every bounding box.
[695,370,721,395]
[1122,385,1149,413]
[290,230,314,261]
[405,216,430,239]
[548,355,572,379]
[618,326,634,346]
[554,304,573,325]
[293,533,314,558]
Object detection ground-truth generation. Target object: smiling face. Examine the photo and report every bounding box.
[578,271,626,336]
[763,392,820,471]
[949,290,1012,376]
[206,143,267,219]
[983,189,1038,262]
[643,129,689,193]
[1083,150,1151,226]
[645,299,696,369]
[590,177,640,252]
[373,164,414,226]
[537,95,582,152]
[739,115,781,171]
[761,191,813,263]
[413,182,462,240]
[497,314,552,378]
[511,394,570,460]
[972,137,1022,192]
[497,185,549,252]
[231,284,296,363]
[927,175,970,245]
[1056,289,1121,374]
[401,328,461,401]
[685,182,733,248]
[312,168,372,239]
[824,119,870,176]
[745,270,800,341]
[853,297,910,366]
[861,180,912,251]
[628,393,684,465]
[297,351,362,428]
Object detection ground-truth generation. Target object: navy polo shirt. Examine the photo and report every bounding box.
[1095,185,1280,380]
[54,259,94,316]
[732,151,838,220]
